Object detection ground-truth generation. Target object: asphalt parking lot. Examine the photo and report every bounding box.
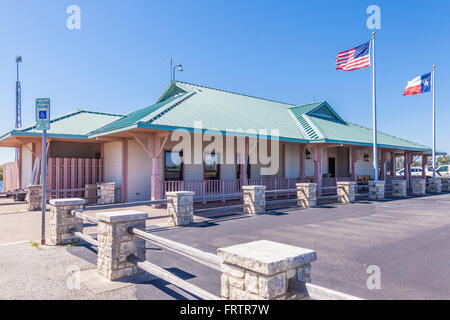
[1,193,449,300]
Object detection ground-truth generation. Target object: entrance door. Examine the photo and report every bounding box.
[328,158,336,178]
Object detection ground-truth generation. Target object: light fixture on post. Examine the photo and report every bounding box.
[363,153,370,162]
[170,58,183,83]
[305,149,313,160]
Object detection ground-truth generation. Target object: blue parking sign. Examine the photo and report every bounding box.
[39,110,47,120]
[36,98,50,130]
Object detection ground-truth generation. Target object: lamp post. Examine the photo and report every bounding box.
[170,58,183,82]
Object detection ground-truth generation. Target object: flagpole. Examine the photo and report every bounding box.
[432,64,436,179]
[371,32,378,181]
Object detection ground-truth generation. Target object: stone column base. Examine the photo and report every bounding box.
[218,240,317,300]
[47,198,85,245]
[427,179,442,193]
[392,180,407,197]
[26,185,42,211]
[369,181,385,200]
[296,183,317,208]
[411,179,426,195]
[441,179,450,192]
[242,186,266,214]
[166,191,194,226]
[337,182,356,204]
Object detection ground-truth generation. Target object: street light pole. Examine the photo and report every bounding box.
[170,58,183,82]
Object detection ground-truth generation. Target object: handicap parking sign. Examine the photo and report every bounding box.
[39,110,47,120]
[36,98,50,130]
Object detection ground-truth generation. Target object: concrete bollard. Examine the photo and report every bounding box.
[392,180,407,197]
[296,183,317,208]
[337,182,356,204]
[48,198,85,245]
[242,186,266,215]
[166,191,195,226]
[26,185,42,211]
[411,179,426,195]
[369,181,385,200]
[218,240,317,300]
[427,178,442,193]
[96,210,148,280]
[442,179,450,192]
[97,182,116,204]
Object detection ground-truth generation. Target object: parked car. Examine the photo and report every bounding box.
[436,165,450,178]
[396,167,424,177]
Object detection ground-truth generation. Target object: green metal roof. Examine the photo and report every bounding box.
[0,81,443,154]
[5,110,123,140]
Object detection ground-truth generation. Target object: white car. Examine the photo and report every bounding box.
[396,167,424,177]
[436,165,450,178]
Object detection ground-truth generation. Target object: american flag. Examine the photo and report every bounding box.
[336,41,371,71]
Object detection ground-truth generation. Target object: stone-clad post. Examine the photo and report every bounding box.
[47,198,85,245]
[218,240,317,300]
[337,182,356,204]
[369,181,385,200]
[392,180,407,197]
[411,179,426,195]
[242,186,266,215]
[166,191,194,226]
[97,182,116,204]
[96,210,148,280]
[442,179,450,192]
[296,183,317,208]
[427,179,442,193]
[26,185,42,211]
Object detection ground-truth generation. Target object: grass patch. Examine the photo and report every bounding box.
[31,241,42,250]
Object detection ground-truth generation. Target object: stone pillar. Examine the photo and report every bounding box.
[48,198,85,245]
[242,186,266,214]
[26,184,42,211]
[421,156,428,179]
[96,210,147,280]
[411,179,426,195]
[166,191,194,226]
[427,179,442,193]
[218,240,317,300]
[368,181,385,200]
[98,182,116,204]
[313,145,323,196]
[337,182,356,204]
[392,180,407,197]
[296,183,317,208]
[350,147,359,184]
[441,179,450,192]
[149,134,163,207]
[299,145,306,182]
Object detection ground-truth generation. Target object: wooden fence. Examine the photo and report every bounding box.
[47,158,104,198]
[2,161,20,192]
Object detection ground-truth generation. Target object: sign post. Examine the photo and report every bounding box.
[36,98,50,245]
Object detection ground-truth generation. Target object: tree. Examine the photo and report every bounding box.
[437,156,449,166]
[0,165,3,181]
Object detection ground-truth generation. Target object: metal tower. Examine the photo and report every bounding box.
[15,56,22,161]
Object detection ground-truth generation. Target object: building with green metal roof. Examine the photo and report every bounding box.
[0,81,444,200]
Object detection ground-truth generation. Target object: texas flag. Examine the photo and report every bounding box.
[403,73,432,96]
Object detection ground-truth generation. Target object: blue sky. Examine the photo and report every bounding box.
[0,0,449,163]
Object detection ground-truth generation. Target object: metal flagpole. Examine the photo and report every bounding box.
[432,64,436,179]
[371,32,378,181]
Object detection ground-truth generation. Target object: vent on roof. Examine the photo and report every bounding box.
[309,105,342,123]
[147,92,196,124]
[298,116,320,140]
